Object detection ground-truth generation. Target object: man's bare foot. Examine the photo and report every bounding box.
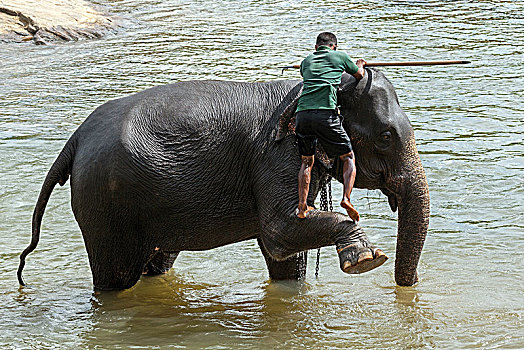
[296,205,314,219]
[340,199,360,222]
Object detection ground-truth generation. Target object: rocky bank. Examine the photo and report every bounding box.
[0,0,115,44]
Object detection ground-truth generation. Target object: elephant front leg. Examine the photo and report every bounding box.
[332,222,388,274]
[259,210,387,276]
[257,238,307,280]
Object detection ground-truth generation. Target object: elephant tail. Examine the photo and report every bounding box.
[17,137,76,286]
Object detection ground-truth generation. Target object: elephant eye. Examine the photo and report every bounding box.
[375,130,393,152]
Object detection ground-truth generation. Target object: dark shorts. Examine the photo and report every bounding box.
[295,109,352,158]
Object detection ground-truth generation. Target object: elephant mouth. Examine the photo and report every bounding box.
[381,187,398,212]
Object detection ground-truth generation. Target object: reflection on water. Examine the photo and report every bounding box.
[80,274,438,349]
[84,275,306,348]
[394,285,419,307]
[1,0,523,348]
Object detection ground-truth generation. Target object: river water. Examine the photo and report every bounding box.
[1,0,523,348]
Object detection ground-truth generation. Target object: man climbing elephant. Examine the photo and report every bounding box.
[295,32,366,221]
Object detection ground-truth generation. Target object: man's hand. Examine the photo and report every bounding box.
[356,58,367,68]
[353,59,367,80]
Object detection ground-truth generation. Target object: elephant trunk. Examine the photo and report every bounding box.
[390,137,430,286]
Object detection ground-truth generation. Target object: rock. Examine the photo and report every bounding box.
[32,31,45,45]
[0,0,116,44]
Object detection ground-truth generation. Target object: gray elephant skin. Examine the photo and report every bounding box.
[18,69,430,290]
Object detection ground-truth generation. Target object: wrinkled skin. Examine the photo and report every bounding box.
[18,68,429,290]
[337,70,430,285]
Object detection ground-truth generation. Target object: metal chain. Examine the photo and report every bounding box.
[320,180,328,211]
[315,248,321,278]
[315,175,333,278]
[328,180,333,212]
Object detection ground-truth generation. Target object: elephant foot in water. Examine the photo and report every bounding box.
[333,223,388,274]
[337,243,387,274]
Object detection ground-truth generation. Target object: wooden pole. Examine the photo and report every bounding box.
[365,60,471,67]
[279,60,470,73]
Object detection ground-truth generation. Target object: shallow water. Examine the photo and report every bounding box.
[1,0,523,348]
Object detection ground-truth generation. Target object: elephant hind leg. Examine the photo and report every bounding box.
[143,251,179,276]
[89,246,151,291]
[81,227,153,291]
[257,238,307,280]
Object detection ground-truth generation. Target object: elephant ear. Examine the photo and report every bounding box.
[275,87,302,142]
[337,72,359,99]
[337,69,372,103]
[274,84,334,170]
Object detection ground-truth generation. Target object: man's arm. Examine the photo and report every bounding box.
[341,53,366,80]
[352,59,366,80]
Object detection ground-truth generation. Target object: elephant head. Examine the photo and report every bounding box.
[335,69,430,286]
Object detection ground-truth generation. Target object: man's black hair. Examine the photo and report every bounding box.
[316,32,337,47]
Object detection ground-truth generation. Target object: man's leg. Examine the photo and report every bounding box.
[339,151,360,222]
[297,155,315,219]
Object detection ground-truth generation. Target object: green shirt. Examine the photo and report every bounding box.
[296,46,359,112]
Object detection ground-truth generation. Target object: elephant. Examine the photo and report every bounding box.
[18,68,429,290]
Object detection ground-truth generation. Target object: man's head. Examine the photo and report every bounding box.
[316,32,338,50]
